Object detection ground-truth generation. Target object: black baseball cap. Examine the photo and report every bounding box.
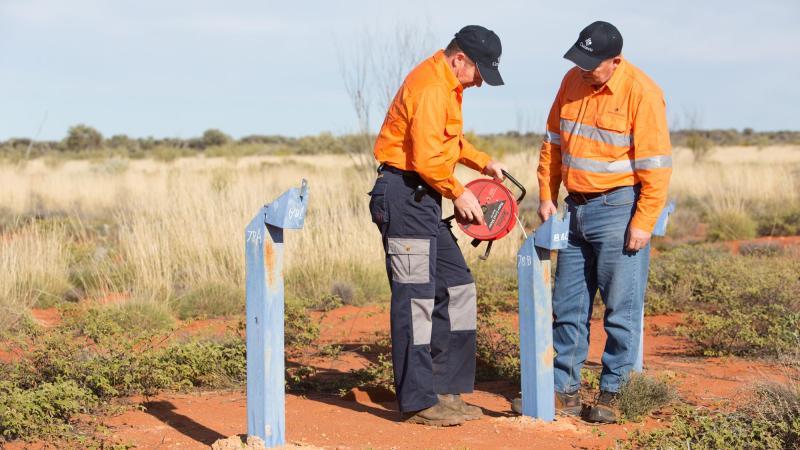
[563,21,623,71]
[454,25,503,86]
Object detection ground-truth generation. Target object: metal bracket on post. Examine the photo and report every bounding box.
[244,179,309,448]
[517,234,555,421]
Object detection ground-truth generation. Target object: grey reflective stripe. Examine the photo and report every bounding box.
[634,155,672,170]
[447,283,477,331]
[411,298,434,345]
[545,130,561,146]
[563,153,672,173]
[560,118,632,147]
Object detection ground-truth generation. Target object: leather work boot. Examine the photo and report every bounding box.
[511,390,582,416]
[586,390,620,424]
[438,394,483,420]
[401,402,465,426]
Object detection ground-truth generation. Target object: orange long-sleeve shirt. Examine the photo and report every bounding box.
[537,58,672,232]
[373,50,491,199]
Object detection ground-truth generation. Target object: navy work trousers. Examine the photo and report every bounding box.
[368,166,477,412]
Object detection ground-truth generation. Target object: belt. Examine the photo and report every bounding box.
[377,163,430,202]
[378,163,407,175]
[568,185,634,205]
[377,163,422,179]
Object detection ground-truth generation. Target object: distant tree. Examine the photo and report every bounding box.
[202,129,231,148]
[107,134,137,150]
[64,124,103,151]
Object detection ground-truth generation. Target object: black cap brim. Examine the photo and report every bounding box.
[563,45,602,71]
[476,60,504,86]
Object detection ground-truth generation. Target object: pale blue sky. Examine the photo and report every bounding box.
[1,0,798,141]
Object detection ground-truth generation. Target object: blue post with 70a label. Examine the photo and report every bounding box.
[244,180,308,447]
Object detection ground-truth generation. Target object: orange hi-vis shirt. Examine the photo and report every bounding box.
[373,50,491,200]
[537,58,672,232]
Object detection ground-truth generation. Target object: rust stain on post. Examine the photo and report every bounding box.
[541,344,555,368]
[264,240,275,287]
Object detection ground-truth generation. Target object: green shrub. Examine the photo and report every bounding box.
[201,129,231,148]
[170,282,243,320]
[757,204,800,237]
[284,299,320,349]
[0,380,94,440]
[623,380,799,449]
[349,352,395,394]
[647,245,800,357]
[617,374,676,422]
[63,124,103,152]
[0,314,248,441]
[476,301,520,380]
[706,209,757,241]
[104,300,175,334]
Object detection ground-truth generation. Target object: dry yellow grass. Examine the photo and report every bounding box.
[0,145,798,324]
[0,222,70,330]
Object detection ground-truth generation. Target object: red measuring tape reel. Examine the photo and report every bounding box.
[447,170,526,259]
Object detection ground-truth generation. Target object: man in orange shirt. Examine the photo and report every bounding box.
[369,25,508,426]
[513,21,672,423]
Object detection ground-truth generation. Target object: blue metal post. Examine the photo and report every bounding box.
[245,180,308,448]
[517,234,555,421]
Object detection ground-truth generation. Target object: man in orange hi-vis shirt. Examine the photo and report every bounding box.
[513,21,672,423]
[368,25,508,427]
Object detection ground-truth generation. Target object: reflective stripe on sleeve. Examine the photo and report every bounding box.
[545,130,561,146]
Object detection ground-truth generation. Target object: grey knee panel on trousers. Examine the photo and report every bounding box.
[447,283,477,331]
[411,298,434,345]
[388,238,430,284]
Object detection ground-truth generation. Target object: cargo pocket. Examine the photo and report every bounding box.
[387,238,430,284]
[368,181,388,226]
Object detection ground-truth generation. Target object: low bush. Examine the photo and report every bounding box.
[647,245,800,357]
[756,203,800,237]
[0,309,246,441]
[617,374,676,422]
[624,380,799,449]
[705,208,757,241]
[476,301,520,380]
[0,380,94,441]
[170,282,243,320]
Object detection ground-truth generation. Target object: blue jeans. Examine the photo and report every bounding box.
[552,185,649,394]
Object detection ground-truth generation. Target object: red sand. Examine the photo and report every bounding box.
[13,307,780,450]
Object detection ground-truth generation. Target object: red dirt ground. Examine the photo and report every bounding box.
[7,305,788,450]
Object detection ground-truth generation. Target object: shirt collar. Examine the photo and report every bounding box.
[433,50,463,93]
[602,57,627,95]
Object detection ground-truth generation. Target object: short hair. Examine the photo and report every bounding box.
[444,38,461,56]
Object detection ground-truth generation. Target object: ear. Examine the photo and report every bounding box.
[612,56,622,67]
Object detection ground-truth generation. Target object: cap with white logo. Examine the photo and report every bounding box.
[454,25,504,86]
[564,21,623,71]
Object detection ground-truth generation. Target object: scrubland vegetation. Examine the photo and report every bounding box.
[1,128,798,446]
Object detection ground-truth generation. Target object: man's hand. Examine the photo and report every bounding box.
[626,225,652,251]
[538,200,558,222]
[454,189,485,226]
[482,160,508,181]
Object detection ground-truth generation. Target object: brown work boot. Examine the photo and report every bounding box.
[438,394,483,420]
[555,390,582,416]
[511,390,582,416]
[401,402,465,426]
[586,390,620,424]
